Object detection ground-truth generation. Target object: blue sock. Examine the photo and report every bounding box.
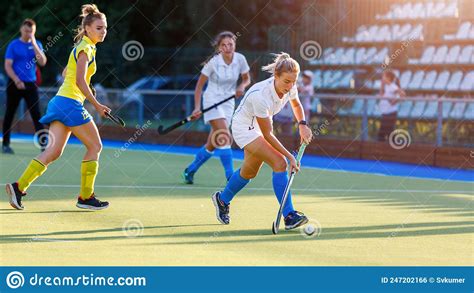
[217,148,234,180]
[272,171,295,217]
[220,169,249,204]
[187,145,213,173]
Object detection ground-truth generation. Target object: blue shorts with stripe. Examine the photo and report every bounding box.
[39,96,92,127]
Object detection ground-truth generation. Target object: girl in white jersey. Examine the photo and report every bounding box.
[211,53,313,230]
[377,70,405,141]
[183,31,251,184]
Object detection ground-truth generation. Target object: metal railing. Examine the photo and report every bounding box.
[1,87,472,147]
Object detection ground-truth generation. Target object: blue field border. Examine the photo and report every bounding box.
[4,134,473,182]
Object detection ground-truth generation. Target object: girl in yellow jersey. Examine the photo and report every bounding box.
[5,4,111,210]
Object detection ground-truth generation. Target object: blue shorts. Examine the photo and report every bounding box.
[39,96,92,127]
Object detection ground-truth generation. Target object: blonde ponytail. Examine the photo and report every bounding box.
[73,4,106,44]
[262,52,300,76]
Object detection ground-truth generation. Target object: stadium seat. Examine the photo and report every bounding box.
[442,101,454,119]
[422,100,438,119]
[449,101,467,120]
[408,70,425,89]
[350,99,364,116]
[375,25,390,42]
[367,98,377,117]
[456,22,471,39]
[444,45,460,64]
[354,26,368,42]
[363,47,377,64]
[433,71,450,90]
[372,47,388,64]
[410,99,427,118]
[458,45,473,63]
[400,70,412,88]
[322,47,334,64]
[338,71,354,88]
[397,24,412,39]
[329,71,343,88]
[464,102,474,120]
[409,24,423,40]
[443,1,457,18]
[418,46,436,64]
[355,48,367,64]
[409,3,423,19]
[323,70,333,88]
[313,70,323,89]
[470,25,474,39]
[459,71,474,91]
[397,100,413,118]
[432,45,448,64]
[342,47,355,64]
[372,79,381,90]
[328,48,344,65]
[446,71,463,91]
[420,70,437,90]
[365,25,379,42]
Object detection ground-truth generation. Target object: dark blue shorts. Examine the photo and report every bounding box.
[39,96,92,127]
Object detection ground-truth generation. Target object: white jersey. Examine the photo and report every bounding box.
[231,77,299,148]
[379,82,400,114]
[201,52,250,102]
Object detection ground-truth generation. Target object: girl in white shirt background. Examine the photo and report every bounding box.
[211,53,313,230]
[183,31,251,184]
[378,70,406,141]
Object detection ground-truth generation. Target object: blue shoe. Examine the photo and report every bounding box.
[2,145,14,154]
[284,211,308,230]
[183,168,195,184]
[76,194,109,210]
[211,191,230,225]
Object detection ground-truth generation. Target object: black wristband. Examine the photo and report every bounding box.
[298,120,308,126]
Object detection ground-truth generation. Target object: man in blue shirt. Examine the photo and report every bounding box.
[3,19,47,154]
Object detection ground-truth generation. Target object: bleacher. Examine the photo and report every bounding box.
[305,0,474,127]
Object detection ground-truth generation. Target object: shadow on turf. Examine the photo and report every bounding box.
[1,220,473,245]
[0,223,221,244]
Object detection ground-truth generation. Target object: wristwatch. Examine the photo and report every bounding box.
[298,120,308,126]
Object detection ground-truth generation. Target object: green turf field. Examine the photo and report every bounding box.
[1,142,473,266]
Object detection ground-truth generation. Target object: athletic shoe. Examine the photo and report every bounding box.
[284,211,308,230]
[76,194,109,210]
[211,191,230,224]
[182,168,195,184]
[2,145,14,154]
[5,182,26,210]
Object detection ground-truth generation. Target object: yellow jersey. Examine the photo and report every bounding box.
[57,36,97,104]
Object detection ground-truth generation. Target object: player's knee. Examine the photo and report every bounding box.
[87,142,103,154]
[272,156,288,172]
[46,148,63,162]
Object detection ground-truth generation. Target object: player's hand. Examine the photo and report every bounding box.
[288,155,300,174]
[236,85,245,98]
[15,80,26,90]
[190,108,202,120]
[94,103,111,117]
[299,124,313,144]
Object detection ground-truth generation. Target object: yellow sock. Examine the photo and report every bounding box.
[80,160,99,200]
[18,159,47,192]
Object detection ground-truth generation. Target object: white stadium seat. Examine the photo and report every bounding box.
[432,45,448,64]
[420,70,437,90]
[446,71,463,91]
[444,45,460,64]
[459,71,474,91]
[419,46,436,64]
[433,71,450,90]
[458,46,473,63]
[400,70,412,88]
[408,70,425,89]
